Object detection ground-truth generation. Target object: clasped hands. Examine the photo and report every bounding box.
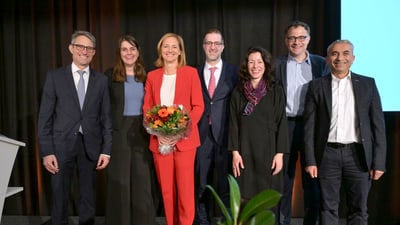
[157,135,181,147]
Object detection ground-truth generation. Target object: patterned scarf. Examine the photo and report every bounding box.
[243,79,267,115]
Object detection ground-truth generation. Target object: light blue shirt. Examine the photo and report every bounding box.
[286,53,313,117]
[123,76,144,116]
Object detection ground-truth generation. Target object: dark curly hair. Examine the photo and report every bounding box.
[238,46,275,92]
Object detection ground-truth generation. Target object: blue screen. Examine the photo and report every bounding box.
[341,0,398,111]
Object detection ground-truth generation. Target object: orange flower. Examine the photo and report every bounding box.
[178,117,186,124]
[153,120,163,128]
[158,108,169,118]
[145,111,152,118]
[167,106,175,115]
[144,104,190,137]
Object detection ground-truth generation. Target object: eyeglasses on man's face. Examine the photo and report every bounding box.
[286,36,308,42]
[203,41,224,47]
[72,44,95,53]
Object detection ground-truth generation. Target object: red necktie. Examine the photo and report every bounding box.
[208,67,216,97]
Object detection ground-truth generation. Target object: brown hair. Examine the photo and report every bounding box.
[203,28,224,44]
[112,35,146,83]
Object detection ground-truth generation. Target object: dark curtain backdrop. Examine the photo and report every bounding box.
[1,0,399,224]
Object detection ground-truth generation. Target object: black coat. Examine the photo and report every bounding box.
[228,84,289,198]
[303,73,387,171]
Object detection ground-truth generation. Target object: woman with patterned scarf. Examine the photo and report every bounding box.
[228,46,289,219]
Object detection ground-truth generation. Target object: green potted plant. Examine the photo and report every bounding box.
[206,174,281,225]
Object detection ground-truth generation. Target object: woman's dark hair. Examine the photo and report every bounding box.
[238,46,275,91]
[113,35,146,83]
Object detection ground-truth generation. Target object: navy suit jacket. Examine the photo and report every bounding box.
[197,61,238,146]
[275,53,329,101]
[303,72,387,171]
[38,65,112,161]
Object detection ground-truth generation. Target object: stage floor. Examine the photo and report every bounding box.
[0,216,346,225]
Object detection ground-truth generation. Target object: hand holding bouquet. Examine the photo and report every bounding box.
[143,104,191,155]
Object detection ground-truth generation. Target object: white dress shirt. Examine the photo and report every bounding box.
[328,72,360,144]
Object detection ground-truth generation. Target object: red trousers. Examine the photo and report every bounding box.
[152,148,196,225]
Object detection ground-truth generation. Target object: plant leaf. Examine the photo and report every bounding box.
[247,210,275,225]
[238,189,281,223]
[216,220,228,225]
[206,184,233,225]
[227,175,241,223]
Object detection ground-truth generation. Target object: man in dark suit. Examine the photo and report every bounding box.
[194,28,238,225]
[303,39,386,225]
[275,20,328,225]
[38,30,112,225]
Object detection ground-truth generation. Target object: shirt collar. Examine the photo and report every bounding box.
[71,63,89,75]
[205,60,222,71]
[331,71,352,82]
[287,51,311,65]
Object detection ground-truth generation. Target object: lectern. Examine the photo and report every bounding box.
[0,135,25,224]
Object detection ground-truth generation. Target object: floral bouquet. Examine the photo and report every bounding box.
[143,104,191,155]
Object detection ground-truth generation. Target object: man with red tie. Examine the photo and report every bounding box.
[194,28,238,225]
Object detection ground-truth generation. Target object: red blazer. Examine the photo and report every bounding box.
[143,65,204,152]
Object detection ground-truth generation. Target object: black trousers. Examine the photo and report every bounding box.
[280,119,320,225]
[194,126,230,225]
[105,115,158,225]
[51,133,97,225]
[319,143,370,225]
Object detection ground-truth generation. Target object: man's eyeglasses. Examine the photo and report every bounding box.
[72,44,95,53]
[286,36,308,42]
[203,41,224,47]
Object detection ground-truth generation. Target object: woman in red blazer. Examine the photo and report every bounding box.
[143,33,204,225]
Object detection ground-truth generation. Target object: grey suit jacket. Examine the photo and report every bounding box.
[197,61,238,146]
[303,72,386,171]
[38,65,112,160]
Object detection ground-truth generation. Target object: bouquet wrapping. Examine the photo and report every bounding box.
[143,104,191,155]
